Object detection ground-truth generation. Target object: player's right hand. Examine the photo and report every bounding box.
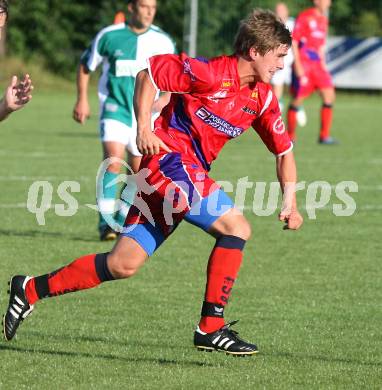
[137,130,172,156]
[73,100,90,124]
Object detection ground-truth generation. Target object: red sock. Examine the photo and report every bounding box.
[287,106,299,141]
[25,253,113,305]
[199,236,245,333]
[320,104,333,139]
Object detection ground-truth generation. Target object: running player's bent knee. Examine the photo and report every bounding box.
[107,253,140,279]
[225,216,251,241]
[236,218,251,241]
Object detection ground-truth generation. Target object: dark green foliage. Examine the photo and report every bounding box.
[4,0,382,77]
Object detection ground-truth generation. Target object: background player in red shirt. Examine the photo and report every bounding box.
[287,0,337,144]
[3,9,303,356]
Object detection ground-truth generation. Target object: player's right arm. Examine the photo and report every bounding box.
[134,69,171,156]
[73,32,105,124]
[135,53,217,155]
[73,62,91,124]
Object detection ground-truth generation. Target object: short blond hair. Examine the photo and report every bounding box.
[234,9,291,57]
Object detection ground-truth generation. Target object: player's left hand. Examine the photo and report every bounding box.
[279,208,303,230]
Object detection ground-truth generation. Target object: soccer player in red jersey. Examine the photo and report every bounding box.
[3,10,303,356]
[287,0,337,144]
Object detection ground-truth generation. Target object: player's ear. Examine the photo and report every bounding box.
[249,47,259,61]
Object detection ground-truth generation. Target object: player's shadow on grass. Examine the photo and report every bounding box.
[0,229,98,243]
[0,344,214,367]
[266,351,382,368]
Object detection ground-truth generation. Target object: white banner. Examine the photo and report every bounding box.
[327,37,382,90]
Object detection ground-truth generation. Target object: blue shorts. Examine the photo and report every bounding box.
[121,189,233,256]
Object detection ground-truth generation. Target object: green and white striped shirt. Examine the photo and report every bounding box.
[81,23,176,126]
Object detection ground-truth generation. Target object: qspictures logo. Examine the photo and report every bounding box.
[24,158,360,228]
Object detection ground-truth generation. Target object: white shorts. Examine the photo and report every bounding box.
[100,119,142,157]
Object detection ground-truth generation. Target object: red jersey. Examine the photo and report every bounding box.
[148,53,292,171]
[292,8,328,62]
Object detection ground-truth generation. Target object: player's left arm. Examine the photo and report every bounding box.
[0,74,33,122]
[252,91,303,230]
[276,151,303,230]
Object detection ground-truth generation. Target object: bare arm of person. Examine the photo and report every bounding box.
[151,92,171,115]
[276,151,303,230]
[134,69,171,156]
[72,64,91,124]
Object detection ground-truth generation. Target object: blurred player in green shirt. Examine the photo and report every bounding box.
[73,0,176,240]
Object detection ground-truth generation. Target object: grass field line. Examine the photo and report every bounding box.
[0,175,91,181]
[0,176,381,191]
[0,151,69,158]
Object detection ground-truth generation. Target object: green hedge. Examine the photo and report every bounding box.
[5,0,382,78]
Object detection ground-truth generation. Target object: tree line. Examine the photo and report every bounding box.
[4,0,382,79]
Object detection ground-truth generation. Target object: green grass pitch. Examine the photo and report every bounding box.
[0,87,381,388]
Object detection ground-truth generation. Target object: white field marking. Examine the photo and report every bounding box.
[0,203,382,212]
[243,205,382,212]
[330,184,382,191]
[295,160,382,167]
[331,104,380,111]
[282,158,382,166]
[0,176,90,182]
[0,203,90,210]
[369,159,382,165]
[0,151,67,158]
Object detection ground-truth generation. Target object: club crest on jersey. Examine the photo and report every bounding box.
[273,116,286,134]
[195,107,243,138]
[250,89,259,101]
[221,79,234,89]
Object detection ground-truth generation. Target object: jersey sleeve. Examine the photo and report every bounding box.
[252,91,293,157]
[81,30,107,72]
[147,53,219,94]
